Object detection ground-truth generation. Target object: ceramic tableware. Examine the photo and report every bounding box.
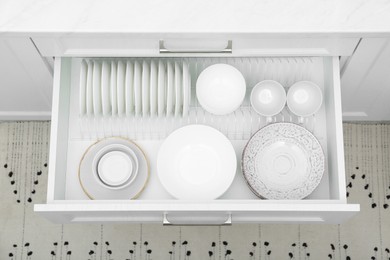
[157,125,237,200]
[150,60,158,117]
[79,137,149,199]
[182,61,191,117]
[174,61,182,117]
[287,81,323,117]
[134,61,142,116]
[110,61,118,115]
[196,64,246,115]
[101,60,111,116]
[86,60,94,116]
[166,61,174,116]
[142,60,150,117]
[250,80,286,117]
[157,60,166,117]
[125,61,134,116]
[242,122,325,200]
[117,61,126,116]
[79,60,87,116]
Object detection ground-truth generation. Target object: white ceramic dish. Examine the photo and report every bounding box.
[142,60,150,117]
[125,61,134,116]
[157,60,166,117]
[242,122,325,200]
[150,60,158,117]
[117,61,126,116]
[101,60,111,116]
[287,81,323,117]
[250,80,286,116]
[79,137,149,199]
[92,61,102,115]
[110,61,118,115]
[166,61,174,116]
[182,61,191,117]
[174,61,182,117]
[134,61,142,116]
[79,60,87,116]
[86,60,94,116]
[157,125,237,200]
[196,64,246,115]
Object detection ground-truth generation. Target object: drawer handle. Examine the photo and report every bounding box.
[159,40,232,54]
[163,213,232,226]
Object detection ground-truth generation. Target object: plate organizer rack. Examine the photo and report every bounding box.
[78,57,322,141]
[35,55,360,224]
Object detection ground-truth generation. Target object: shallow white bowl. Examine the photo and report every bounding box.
[196,64,246,115]
[287,81,323,117]
[250,80,286,116]
[157,125,237,200]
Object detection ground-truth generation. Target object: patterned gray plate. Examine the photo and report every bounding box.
[242,122,325,200]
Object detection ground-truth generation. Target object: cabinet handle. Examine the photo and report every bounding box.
[163,213,232,226]
[159,40,232,54]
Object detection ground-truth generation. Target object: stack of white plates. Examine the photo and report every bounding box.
[79,59,191,117]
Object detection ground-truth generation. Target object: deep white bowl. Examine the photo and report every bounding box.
[196,64,246,115]
[250,80,286,116]
[287,81,323,117]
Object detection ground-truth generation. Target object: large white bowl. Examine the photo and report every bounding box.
[287,81,323,117]
[250,80,286,116]
[196,64,246,115]
[157,125,237,200]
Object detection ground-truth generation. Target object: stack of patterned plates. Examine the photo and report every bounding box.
[242,122,325,200]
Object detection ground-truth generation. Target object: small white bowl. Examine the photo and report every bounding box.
[250,80,286,116]
[196,64,246,115]
[287,81,323,117]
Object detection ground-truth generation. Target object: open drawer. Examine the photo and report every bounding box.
[35,56,359,224]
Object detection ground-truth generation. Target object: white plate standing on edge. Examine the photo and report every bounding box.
[182,61,191,117]
[117,60,126,116]
[150,60,158,117]
[110,61,118,116]
[125,61,134,116]
[134,61,142,116]
[157,60,166,117]
[157,125,237,200]
[92,61,102,116]
[86,60,94,116]
[79,59,87,116]
[142,60,150,117]
[101,60,111,116]
[242,122,325,200]
[166,61,174,116]
[79,137,149,200]
[174,61,182,117]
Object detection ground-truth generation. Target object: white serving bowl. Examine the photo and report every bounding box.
[196,64,246,115]
[287,81,323,117]
[250,80,286,116]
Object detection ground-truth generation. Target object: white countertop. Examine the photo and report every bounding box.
[1,0,390,36]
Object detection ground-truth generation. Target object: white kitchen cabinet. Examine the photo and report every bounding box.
[0,37,52,119]
[34,38,360,224]
[341,38,390,121]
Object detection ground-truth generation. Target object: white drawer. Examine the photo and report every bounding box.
[34,55,359,224]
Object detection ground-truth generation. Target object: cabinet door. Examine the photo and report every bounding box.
[0,38,52,119]
[341,38,390,121]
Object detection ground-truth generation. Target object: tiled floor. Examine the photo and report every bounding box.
[0,122,389,259]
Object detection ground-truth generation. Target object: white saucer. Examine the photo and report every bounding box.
[150,60,158,117]
[134,61,142,116]
[86,60,94,116]
[79,60,87,116]
[101,61,111,116]
[110,61,118,115]
[157,61,166,117]
[79,137,149,199]
[117,61,126,116]
[157,125,237,200]
[166,61,174,116]
[125,61,134,116]
[182,61,190,117]
[242,122,325,200]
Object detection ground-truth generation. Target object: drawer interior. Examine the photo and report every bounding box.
[48,56,345,203]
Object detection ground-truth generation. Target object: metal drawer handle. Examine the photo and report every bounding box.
[163,213,232,226]
[159,40,232,54]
